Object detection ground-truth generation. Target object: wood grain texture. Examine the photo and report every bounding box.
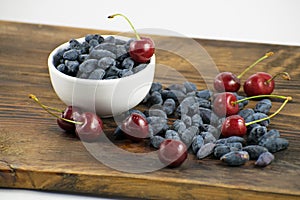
[0,21,300,200]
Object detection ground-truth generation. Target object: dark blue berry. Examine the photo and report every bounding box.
[167,84,187,94]
[242,145,268,160]
[191,114,203,127]
[184,81,197,93]
[196,89,212,100]
[161,90,179,102]
[88,69,106,80]
[179,126,199,146]
[78,54,89,63]
[258,129,280,144]
[121,69,134,77]
[98,57,116,70]
[199,124,219,139]
[197,98,211,109]
[260,137,289,153]
[225,142,243,151]
[57,63,67,74]
[122,57,135,70]
[132,63,147,73]
[148,108,167,119]
[172,119,186,134]
[199,107,213,124]
[94,43,116,54]
[220,151,249,166]
[147,116,168,135]
[197,142,215,159]
[192,135,204,154]
[63,49,79,61]
[89,49,116,60]
[214,145,231,159]
[150,135,165,149]
[53,49,65,66]
[69,39,81,49]
[165,130,181,141]
[247,124,268,144]
[226,136,245,144]
[181,114,192,127]
[254,99,272,114]
[89,39,99,48]
[201,131,216,144]
[150,82,163,94]
[105,66,122,78]
[104,36,115,43]
[255,151,274,167]
[147,91,163,106]
[238,108,255,120]
[162,98,176,116]
[79,59,98,74]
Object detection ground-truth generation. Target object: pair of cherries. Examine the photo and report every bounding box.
[212,92,292,137]
[214,52,290,96]
[29,95,103,142]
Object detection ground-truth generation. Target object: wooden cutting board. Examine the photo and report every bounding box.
[0,21,299,200]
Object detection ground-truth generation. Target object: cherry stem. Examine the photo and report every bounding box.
[237,52,274,79]
[266,72,291,84]
[28,94,82,125]
[108,13,141,40]
[233,94,290,105]
[245,96,292,126]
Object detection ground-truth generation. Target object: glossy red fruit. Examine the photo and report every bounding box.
[214,72,241,92]
[213,92,239,117]
[121,113,149,142]
[158,139,188,168]
[57,106,80,132]
[75,112,103,142]
[129,37,155,63]
[221,115,247,137]
[243,72,274,96]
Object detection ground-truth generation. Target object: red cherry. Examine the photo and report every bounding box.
[243,72,273,96]
[214,72,241,92]
[57,106,81,132]
[121,113,149,142]
[244,72,290,96]
[129,37,155,63]
[213,52,273,92]
[221,115,247,137]
[108,14,155,63]
[75,112,103,142]
[158,139,188,168]
[213,92,239,117]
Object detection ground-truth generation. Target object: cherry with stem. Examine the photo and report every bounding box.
[29,94,103,142]
[108,13,155,63]
[243,71,291,96]
[213,92,290,118]
[221,96,292,137]
[214,52,274,92]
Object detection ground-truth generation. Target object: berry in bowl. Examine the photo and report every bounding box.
[48,33,155,117]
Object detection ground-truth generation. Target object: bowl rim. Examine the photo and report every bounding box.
[48,35,156,84]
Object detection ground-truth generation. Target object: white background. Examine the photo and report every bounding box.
[0,0,300,200]
[1,0,300,46]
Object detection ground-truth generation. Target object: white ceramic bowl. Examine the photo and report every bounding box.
[48,35,155,117]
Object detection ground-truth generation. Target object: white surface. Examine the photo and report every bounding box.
[1,0,300,46]
[0,189,120,200]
